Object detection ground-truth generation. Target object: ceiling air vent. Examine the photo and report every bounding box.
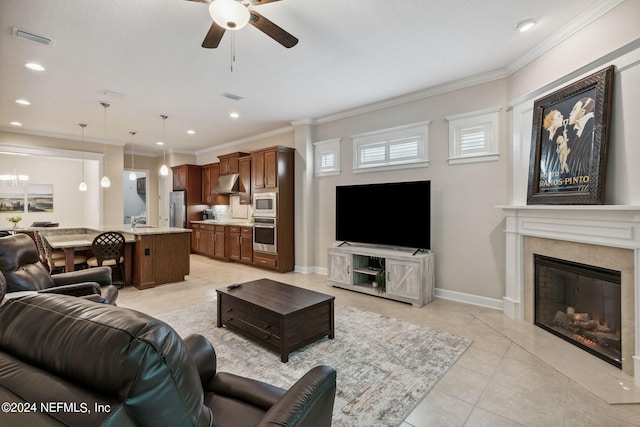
[13,27,54,46]
[221,92,243,101]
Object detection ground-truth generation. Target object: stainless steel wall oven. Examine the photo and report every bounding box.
[253,217,277,254]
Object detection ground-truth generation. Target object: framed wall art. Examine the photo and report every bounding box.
[526,65,614,205]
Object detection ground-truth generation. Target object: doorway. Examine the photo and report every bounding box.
[123,170,147,224]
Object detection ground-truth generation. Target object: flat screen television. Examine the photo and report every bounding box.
[335,180,430,250]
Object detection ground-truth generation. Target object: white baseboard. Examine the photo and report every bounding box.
[434,288,503,311]
[294,265,326,275]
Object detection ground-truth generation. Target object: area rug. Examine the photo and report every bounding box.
[157,302,472,427]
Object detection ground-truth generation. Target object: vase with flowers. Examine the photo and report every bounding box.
[7,215,22,231]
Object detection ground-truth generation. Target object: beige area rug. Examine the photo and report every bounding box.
[157,302,472,427]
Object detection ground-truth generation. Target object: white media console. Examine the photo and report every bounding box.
[327,244,434,307]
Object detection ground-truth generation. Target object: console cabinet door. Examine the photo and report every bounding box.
[328,250,351,285]
[385,259,421,300]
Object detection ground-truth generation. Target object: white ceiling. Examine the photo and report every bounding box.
[0,0,618,156]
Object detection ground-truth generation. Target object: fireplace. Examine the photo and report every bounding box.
[534,254,621,368]
[499,205,640,389]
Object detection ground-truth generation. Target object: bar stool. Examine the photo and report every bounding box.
[36,231,87,274]
[87,231,125,288]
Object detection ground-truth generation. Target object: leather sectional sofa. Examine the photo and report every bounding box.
[0,294,336,426]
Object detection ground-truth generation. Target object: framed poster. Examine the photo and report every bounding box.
[0,186,25,213]
[27,184,54,212]
[527,66,614,205]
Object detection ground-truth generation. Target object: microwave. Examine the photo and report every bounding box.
[253,192,277,217]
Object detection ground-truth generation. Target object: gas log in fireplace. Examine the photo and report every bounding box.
[534,254,622,368]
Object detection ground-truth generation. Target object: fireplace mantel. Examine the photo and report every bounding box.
[497,204,640,387]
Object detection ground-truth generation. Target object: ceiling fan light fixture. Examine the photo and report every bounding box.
[209,0,250,30]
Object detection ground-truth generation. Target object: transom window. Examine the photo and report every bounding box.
[313,138,341,176]
[352,121,430,172]
[446,107,500,165]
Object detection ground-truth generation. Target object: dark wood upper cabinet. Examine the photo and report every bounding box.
[218,152,249,176]
[252,147,278,190]
[238,156,252,205]
[171,164,202,205]
[201,163,229,206]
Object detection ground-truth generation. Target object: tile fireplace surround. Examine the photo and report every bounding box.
[499,205,640,404]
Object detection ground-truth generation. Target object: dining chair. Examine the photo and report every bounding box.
[87,231,126,288]
[35,231,87,274]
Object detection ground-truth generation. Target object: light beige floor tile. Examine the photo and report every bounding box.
[116,255,640,427]
[435,364,491,405]
[404,389,473,427]
[463,407,525,427]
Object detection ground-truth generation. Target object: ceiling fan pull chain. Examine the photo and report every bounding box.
[230,32,236,72]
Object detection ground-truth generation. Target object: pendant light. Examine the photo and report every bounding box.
[159,114,169,176]
[99,102,111,188]
[129,131,137,181]
[78,123,88,192]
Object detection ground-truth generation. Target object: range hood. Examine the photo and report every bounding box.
[213,173,241,194]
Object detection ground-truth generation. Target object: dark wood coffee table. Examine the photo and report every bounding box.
[217,278,335,362]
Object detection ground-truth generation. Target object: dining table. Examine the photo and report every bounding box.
[44,233,135,285]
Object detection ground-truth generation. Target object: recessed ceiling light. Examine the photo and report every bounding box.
[16,99,31,105]
[10,121,22,126]
[25,62,45,71]
[230,112,239,119]
[187,130,195,135]
[514,19,537,32]
[156,141,164,146]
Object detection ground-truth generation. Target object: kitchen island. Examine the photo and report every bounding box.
[32,226,191,290]
[123,226,192,289]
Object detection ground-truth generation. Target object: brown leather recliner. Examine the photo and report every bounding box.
[0,234,117,304]
[0,294,337,426]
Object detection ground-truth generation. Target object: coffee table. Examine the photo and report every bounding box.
[216,278,335,362]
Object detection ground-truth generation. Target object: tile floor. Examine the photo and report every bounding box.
[117,255,640,426]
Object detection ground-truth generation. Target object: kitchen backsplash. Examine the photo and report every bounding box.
[212,195,252,220]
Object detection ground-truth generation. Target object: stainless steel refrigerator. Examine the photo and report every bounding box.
[169,190,186,228]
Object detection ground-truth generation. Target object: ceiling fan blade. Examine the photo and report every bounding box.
[249,0,283,5]
[202,22,226,48]
[249,10,298,48]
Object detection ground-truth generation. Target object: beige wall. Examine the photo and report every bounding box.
[0,131,124,226]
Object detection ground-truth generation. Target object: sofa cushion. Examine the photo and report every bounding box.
[0,294,213,427]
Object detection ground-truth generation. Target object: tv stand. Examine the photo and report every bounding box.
[337,241,351,247]
[327,244,434,307]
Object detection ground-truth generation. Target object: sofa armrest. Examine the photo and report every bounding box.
[256,365,336,427]
[207,372,286,411]
[184,334,217,387]
[39,282,102,297]
[52,266,112,287]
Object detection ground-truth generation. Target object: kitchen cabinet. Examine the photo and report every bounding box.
[238,156,252,205]
[218,152,249,176]
[252,147,279,189]
[191,223,200,252]
[201,163,229,205]
[250,145,295,273]
[171,164,204,228]
[171,164,202,205]
[327,245,435,307]
[230,226,253,264]
[212,225,227,259]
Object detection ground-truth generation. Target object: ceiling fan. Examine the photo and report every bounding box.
[188,0,298,49]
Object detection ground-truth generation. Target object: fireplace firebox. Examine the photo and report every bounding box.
[534,254,622,368]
